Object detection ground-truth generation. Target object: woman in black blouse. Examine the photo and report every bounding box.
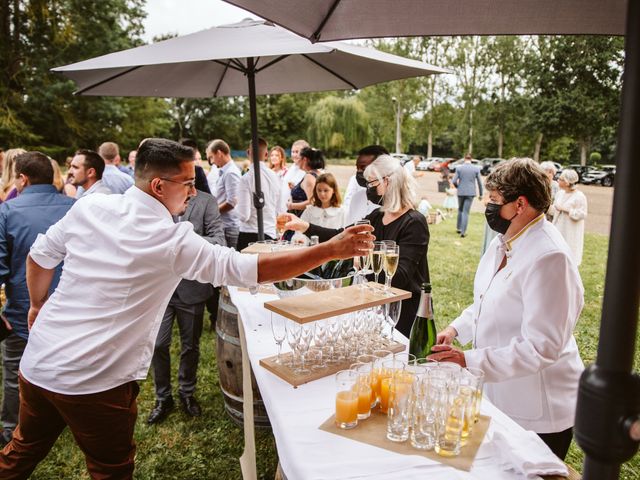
[284,154,429,337]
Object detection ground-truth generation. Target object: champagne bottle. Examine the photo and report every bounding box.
[409,283,437,359]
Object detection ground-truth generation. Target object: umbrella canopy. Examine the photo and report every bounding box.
[223,0,627,42]
[53,18,448,239]
[52,18,448,97]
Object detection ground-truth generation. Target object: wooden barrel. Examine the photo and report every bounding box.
[216,287,271,428]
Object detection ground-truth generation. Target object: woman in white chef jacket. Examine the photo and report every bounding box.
[430,158,584,460]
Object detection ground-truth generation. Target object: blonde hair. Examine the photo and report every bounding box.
[312,173,341,208]
[559,169,580,190]
[50,159,64,191]
[364,154,418,213]
[1,148,26,195]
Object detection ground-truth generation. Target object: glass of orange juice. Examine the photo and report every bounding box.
[379,358,403,414]
[335,370,359,429]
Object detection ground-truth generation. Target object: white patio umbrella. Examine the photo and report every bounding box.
[223,0,627,42]
[52,19,448,239]
[222,2,640,480]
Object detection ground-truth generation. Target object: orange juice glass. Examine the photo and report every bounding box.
[335,370,359,429]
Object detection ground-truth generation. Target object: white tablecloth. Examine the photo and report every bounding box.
[229,287,560,480]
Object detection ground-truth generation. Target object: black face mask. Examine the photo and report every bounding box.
[366,186,384,205]
[485,202,516,234]
[355,171,367,188]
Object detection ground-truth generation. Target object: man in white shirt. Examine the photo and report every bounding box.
[206,163,219,198]
[403,155,424,178]
[206,139,241,249]
[0,138,373,478]
[68,149,112,197]
[96,142,134,194]
[282,139,308,189]
[342,145,389,227]
[236,138,289,251]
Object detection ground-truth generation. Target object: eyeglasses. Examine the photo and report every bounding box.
[159,177,197,190]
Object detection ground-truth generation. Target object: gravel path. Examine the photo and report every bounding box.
[326,165,612,236]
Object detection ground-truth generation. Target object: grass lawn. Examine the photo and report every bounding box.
[29,212,639,479]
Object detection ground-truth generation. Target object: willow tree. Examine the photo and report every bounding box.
[306,95,370,157]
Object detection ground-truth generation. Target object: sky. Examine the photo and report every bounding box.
[142,0,262,42]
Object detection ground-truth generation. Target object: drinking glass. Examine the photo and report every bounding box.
[385,300,403,344]
[353,363,374,418]
[276,213,288,240]
[379,357,404,414]
[327,316,343,363]
[335,370,359,429]
[354,219,372,289]
[435,396,466,457]
[464,367,485,424]
[313,320,329,368]
[386,375,412,442]
[383,244,400,295]
[370,241,386,290]
[393,352,416,367]
[372,350,392,405]
[295,323,315,374]
[458,375,477,444]
[285,321,301,369]
[307,346,324,371]
[411,373,437,450]
[270,313,287,365]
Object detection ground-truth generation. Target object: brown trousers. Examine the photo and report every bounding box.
[0,375,139,479]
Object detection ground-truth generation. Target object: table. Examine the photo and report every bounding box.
[229,287,574,480]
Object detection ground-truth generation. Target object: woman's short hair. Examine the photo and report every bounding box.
[485,158,552,212]
[300,147,325,170]
[364,154,418,212]
[559,169,580,190]
[539,161,557,175]
[312,173,341,208]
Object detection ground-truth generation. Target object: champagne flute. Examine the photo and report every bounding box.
[371,241,386,290]
[354,219,371,289]
[385,300,403,344]
[271,313,287,364]
[383,244,400,295]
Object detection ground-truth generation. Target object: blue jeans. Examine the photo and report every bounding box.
[456,196,474,235]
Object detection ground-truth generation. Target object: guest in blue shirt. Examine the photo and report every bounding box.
[0,152,74,446]
[97,142,134,194]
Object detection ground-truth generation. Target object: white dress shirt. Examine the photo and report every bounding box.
[342,175,379,227]
[301,205,344,229]
[206,165,219,198]
[216,160,241,229]
[282,163,306,188]
[101,164,134,194]
[236,163,288,238]
[21,187,258,395]
[451,216,584,433]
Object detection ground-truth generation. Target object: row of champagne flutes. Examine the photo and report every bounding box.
[270,301,403,374]
[335,352,485,457]
[353,224,400,295]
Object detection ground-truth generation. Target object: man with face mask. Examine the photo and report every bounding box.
[342,145,389,227]
[430,158,584,461]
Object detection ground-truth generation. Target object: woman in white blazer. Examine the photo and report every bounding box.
[430,158,584,460]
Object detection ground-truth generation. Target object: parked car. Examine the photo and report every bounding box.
[448,158,481,173]
[480,158,505,176]
[416,158,432,171]
[566,164,599,183]
[391,153,412,166]
[421,157,444,171]
[581,165,616,187]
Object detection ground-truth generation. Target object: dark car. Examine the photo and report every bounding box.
[480,158,505,176]
[448,158,481,173]
[566,164,599,183]
[581,165,616,187]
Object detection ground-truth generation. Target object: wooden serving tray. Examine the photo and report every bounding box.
[259,340,406,387]
[264,283,412,324]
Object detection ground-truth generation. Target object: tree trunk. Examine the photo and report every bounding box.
[498,129,504,158]
[427,130,433,158]
[395,102,402,153]
[533,133,544,162]
[468,109,474,155]
[580,140,588,166]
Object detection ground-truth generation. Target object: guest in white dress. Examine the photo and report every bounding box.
[300,173,344,229]
[553,169,588,266]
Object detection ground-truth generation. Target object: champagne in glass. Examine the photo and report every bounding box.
[383,245,400,295]
[371,242,386,288]
[354,219,371,289]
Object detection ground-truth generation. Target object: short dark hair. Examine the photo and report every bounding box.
[135,138,195,180]
[75,149,105,180]
[300,147,325,170]
[485,158,552,212]
[358,145,389,157]
[179,138,198,151]
[14,152,54,185]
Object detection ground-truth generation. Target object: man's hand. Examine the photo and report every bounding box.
[325,224,375,260]
[27,306,40,330]
[428,344,466,367]
[436,326,458,345]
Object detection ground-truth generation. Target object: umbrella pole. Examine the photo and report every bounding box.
[575,0,640,478]
[247,56,265,241]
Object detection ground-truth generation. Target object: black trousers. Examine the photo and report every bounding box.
[236,231,274,252]
[538,427,573,460]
